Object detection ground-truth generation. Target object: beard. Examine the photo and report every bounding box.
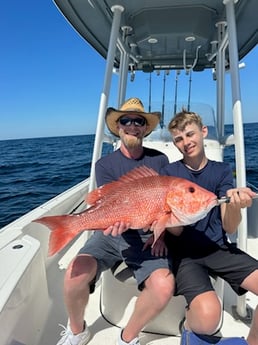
[119,129,143,149]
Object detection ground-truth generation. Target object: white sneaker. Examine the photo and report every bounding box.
[56,322,91,345]
[116,329,140,345]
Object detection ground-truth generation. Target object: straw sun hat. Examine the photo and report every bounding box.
[105,97,161,137]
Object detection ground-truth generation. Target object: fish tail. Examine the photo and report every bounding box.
[33,215,82,256]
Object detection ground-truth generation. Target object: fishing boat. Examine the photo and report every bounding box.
[1,1,258,344]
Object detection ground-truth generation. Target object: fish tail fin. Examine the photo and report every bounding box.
[33,215,81,256]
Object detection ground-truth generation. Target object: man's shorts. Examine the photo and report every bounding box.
[78,229,172,290]
[174,243,258,306]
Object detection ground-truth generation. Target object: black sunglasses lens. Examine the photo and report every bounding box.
[134,118,146,126]
[119,117,131,126]
[119,117,146,126]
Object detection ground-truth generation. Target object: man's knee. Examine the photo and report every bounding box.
[187,292,222,334]
[146,269,175,300]
[65,254,97,285]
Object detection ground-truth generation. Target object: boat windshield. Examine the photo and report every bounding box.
[147,101,218,141]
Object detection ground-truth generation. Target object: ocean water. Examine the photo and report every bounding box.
[0,135,113,228]
[1,123,258,228]
[223,123,258,190]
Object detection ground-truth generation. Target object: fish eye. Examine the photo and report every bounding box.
[188,186,195,193]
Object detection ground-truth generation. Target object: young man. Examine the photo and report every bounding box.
[56,98,175,345]
[161,109,258,344]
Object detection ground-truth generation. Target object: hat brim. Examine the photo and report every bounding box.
[105,108,161,137]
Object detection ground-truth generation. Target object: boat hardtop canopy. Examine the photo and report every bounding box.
[53,0,258,72]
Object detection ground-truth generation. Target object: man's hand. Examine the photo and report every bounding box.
[143,233,168,257]
[103,221,131,236]
[226,187,256,208]
[222,187,256,234]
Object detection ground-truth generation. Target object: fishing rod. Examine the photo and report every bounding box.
[187,69,192,111]
[148,72,152,112]
[217,193,258,205]
[161,70,169,128]
[173,70,180,115]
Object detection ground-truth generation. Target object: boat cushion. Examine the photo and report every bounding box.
[111,261,135,284]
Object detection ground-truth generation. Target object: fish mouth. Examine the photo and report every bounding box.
[206,197,219,210]
[211,196,219,204]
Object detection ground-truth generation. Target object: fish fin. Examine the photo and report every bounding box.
[86,188,103,205]
[86,165,159,205]
[86,183,120,205]
[119,165,159,183]
[33,215,82,256]
[152,214,171,246]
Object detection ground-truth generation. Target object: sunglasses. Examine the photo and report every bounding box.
[118,117,146,127]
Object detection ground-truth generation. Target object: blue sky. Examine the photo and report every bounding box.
[1,1,257,140]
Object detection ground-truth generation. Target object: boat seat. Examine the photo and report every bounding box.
[100,263,186,335]
[111,260,135,284]
[100,261,224,336]
[0,235,49,345]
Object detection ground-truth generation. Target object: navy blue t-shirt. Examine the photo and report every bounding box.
[95,147,169,187]
[161,160,234,255]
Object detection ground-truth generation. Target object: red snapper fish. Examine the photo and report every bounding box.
[33,166,218,256]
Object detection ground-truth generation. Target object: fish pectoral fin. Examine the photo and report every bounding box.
[152,214,171,246]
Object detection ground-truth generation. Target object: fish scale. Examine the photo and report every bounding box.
[87,180,169,228]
